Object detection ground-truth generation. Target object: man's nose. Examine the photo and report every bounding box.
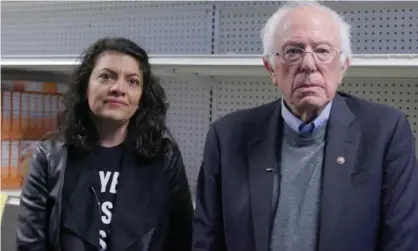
[300,51,317,72]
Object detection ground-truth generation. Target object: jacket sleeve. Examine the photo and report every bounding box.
[163,144,194,251]
[192,124,226,251]
[16,144,49,251]
[380,114,418,250]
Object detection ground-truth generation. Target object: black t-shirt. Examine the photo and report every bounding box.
[95,144,123,251]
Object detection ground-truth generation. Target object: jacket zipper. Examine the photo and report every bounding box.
[90,186,102,217]
[90,186,102,251]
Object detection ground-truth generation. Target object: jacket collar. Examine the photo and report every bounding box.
[281,98,333,134]
[62,145,166,251]
[247,93,360,251]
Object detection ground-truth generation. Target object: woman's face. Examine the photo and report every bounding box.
[87,51,143,123]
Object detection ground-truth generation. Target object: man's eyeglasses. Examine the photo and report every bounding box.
[273,46,342,65]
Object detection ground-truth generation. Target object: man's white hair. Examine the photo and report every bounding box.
[260,1,352,66]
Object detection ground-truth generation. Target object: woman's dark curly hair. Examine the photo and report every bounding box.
[58,37,173,158]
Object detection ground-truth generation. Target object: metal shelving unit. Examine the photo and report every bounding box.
[2,1,418,194]
[2,54,418,78]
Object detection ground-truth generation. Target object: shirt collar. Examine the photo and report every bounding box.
[281,98,333,134]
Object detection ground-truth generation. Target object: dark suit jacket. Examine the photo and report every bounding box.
[192,92,418,251]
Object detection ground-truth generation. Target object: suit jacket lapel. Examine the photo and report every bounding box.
[318,94,361,251]
[248,100,282,251]
[109,151,164,251]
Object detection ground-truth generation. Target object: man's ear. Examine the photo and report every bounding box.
[263,57,277,85]
[263,57,274,73]
[341,57,351,74]
[338,57,351,83]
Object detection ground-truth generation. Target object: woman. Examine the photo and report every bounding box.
[16,37,194,251]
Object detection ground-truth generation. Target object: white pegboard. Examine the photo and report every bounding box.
[339,78,418,135]
[1,1,214,55]
[339,78,418,152]
[213,77,418,154]
[216,1,418,54]
[160,77,211,196]
[3,1,417,56]
[344,8,418,53]
[212,77,279,120]
[216,2,281,54]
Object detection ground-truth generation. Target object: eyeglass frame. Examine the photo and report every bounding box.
[271,46,343,65]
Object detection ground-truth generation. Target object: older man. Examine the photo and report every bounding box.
[192,2,418,251]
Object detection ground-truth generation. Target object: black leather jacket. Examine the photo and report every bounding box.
[16,139,194,251]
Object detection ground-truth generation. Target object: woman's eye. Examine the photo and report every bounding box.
[99,73,111,80]
[129,79,140,86]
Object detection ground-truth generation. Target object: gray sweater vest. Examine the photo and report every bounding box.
[269,123,327,251]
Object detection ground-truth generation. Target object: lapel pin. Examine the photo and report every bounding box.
[266,168,275,172]
[337,157,345,164]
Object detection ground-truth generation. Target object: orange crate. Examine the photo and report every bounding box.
[1,84,62,189]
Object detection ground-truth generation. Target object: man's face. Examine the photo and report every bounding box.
[268,6,349,115]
